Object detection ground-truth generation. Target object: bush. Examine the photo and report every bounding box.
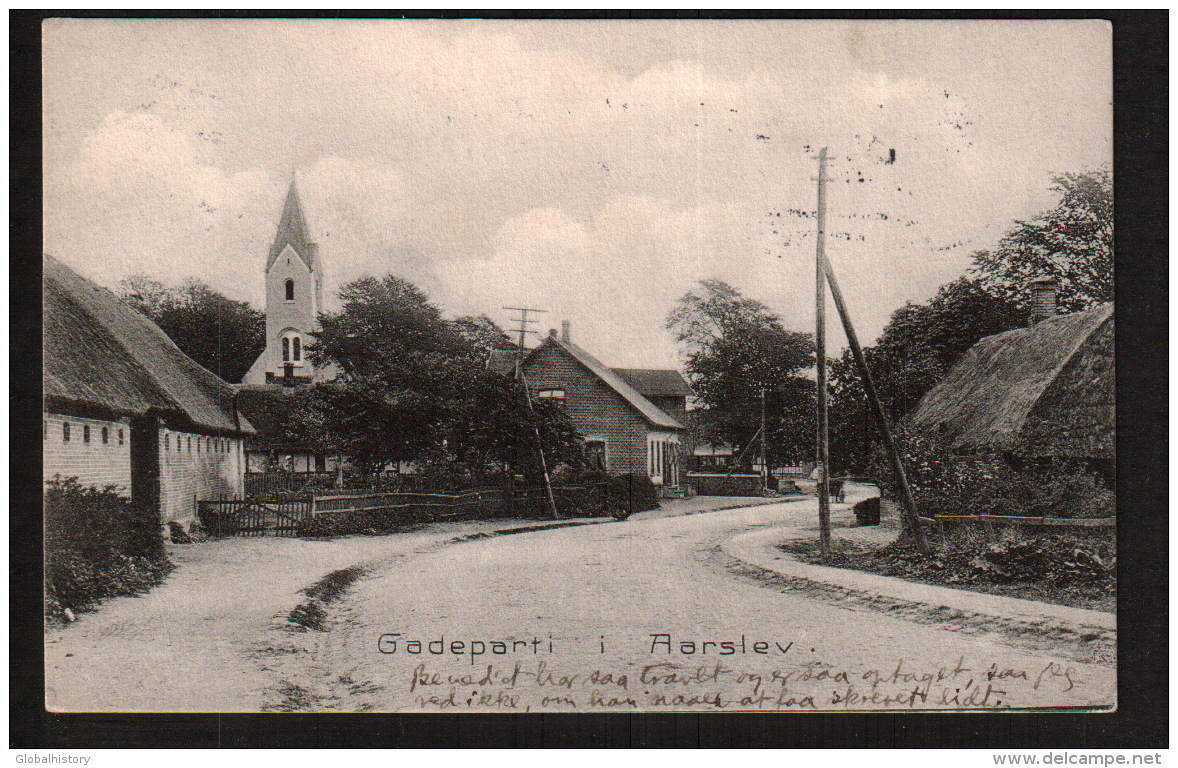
[44,477,173,619]
[870,430,1114,520]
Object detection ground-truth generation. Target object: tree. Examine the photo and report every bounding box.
[667,279,815,466]
[970,167,1112,312]
[300,276,476,477]
[297,275,582,483]
[827,278,1027,473]
[117,276,265,383]
[453,314,518,358]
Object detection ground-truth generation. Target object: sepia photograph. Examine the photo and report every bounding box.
[39,17,1117,715]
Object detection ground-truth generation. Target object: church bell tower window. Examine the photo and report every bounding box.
[285,278,295,301]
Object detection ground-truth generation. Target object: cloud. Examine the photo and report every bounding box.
[42,20,1111,371]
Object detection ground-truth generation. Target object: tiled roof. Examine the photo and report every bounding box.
[43,255,254,435]
[528,336,685,430]
[487,348,519,376]
[611,367,693,396]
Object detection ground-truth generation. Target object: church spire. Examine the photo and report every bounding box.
[267,177,314,271]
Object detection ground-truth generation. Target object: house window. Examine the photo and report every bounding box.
[118,429,124,446]
[585,440,606,471]
[282,337,290,362]
[63,422,70,442]
[165,434,170,450]
[102,426,109,444]
[187,436,192,452]
[83,425,90,444]
[537,388,565,404]
[285,279,295,301]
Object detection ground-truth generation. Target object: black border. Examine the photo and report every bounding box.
[11,9,1167,748]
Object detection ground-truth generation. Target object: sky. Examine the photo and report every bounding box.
[43,19,1111,369]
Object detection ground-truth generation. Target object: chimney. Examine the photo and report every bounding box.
[561,321,571,343]
[1030,277,1059,323]
[548,328,557,338]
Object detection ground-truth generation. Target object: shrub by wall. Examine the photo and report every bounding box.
[870,431,1114,520]
[44,476,173,619]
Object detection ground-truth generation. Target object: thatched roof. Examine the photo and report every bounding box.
[906,303,1113,459]
[43,255,254,435]
[611,368,693,397]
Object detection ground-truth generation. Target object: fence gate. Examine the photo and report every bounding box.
[197,499,312,537]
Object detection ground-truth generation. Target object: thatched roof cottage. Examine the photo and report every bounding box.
[906,300,1113,463]
[44,255,255,533]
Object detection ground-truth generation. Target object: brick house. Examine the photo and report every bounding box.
[43,256,255,534]
[506,324,690,486]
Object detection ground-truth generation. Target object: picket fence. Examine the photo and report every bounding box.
[198,484,610,537]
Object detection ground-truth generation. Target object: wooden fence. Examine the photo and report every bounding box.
[199,483,615,537]
[196,498,314,537]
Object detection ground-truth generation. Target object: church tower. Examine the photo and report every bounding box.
[243,179,326,386]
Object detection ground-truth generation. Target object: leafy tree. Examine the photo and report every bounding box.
[453,314,518,358]
[299,276,475,477]
[117,275,264,383]
[970,167,1112,312]
[667,279,815,465]
[828,278,1027,473]
[296,275,582,483]
[435,373,586,484]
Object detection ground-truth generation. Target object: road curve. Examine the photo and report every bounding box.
[275,501,1115,713]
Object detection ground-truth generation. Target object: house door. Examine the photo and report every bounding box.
[129,415,161,522]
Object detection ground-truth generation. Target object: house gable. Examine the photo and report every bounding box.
[522,343,655,476]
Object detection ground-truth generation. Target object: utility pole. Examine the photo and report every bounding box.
[759,385,767,491]
[814,147,832,551]
[818,259,929,551]
[502,307,559,520]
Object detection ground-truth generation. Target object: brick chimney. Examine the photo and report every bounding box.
[1030,278,1059,323]
[561,321,571,343]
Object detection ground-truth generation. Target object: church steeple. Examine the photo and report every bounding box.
[266,178,315,272]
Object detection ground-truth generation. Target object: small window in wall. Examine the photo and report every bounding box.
[83,425,90,444]
[282,337,290,362]
[285,278,295,301]
[293,336,301,361]
[102,426,109,444]
[165,434,170,450]
[187,436,192,452]
[537,388,565,404]
[63,422,70,442]
[585,440,606,471]
[118,429,124,446]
